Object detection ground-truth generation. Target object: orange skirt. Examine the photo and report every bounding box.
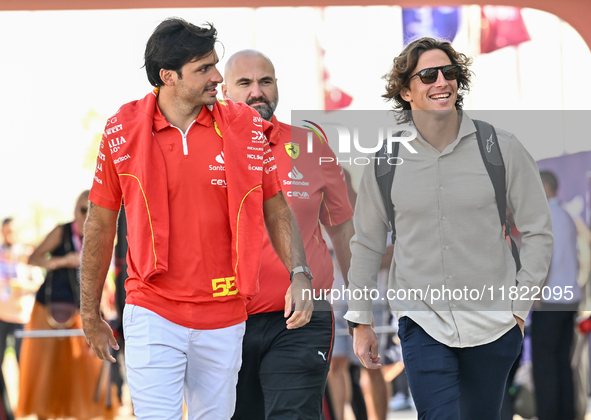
[16,302,119,420]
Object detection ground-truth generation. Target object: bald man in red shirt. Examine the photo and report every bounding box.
[223,50,355,420]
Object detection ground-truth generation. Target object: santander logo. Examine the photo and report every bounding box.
[288,167,304,180]
[216,151,225,164]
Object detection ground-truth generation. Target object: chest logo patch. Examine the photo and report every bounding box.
[288,167,304,180]
[285,142,300,159]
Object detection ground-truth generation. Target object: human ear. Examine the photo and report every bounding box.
[160,69,176,86]
[400,87,412,103]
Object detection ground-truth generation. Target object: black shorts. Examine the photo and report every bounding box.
[232,299,334,420]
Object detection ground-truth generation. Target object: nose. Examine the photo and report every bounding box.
[211,66,223,84]
[434,69,449,87]
[249,82,264,99]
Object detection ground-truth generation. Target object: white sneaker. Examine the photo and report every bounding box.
[389,392,411,411]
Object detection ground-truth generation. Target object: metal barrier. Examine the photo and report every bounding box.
[15,326,398,338]
[14,329,85,338]
[335,325,397,336]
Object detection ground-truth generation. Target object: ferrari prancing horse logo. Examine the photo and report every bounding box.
[285,142,300,159]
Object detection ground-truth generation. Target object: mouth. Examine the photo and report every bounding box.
[247,98,270,108]
[429,92,451,101]
[204,85,218,94]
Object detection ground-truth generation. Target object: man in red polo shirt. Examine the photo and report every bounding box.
[223,50,355,420]
[80,19,313,420]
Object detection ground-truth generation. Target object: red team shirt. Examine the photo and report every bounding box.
[89,102,280,330]
[246,117,354,315]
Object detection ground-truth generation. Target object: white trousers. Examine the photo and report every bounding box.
[123,304,245,420]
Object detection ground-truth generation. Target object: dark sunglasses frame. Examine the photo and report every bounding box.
[409,64,461,84]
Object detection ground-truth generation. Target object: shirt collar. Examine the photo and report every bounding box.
[408,111,476,154]
[153,100,214,132]
[268,114,281,146]
[458,111,478,140]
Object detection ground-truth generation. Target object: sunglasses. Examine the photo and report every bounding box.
[409,65,461,84]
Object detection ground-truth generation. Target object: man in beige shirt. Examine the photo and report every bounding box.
[345,37,553,419]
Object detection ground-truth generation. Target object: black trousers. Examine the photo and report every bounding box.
[398,317,522,420]
[0,320,24,367]
[232,299,334,420]
[531,308,577,420]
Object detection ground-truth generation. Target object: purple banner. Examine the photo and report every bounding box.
[402,7,460,46]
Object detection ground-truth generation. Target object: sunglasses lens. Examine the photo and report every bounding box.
[418,68,438,84]
[442,65,460,81]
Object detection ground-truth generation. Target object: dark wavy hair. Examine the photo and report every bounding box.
[144,17,218,87]
[382,37,473,121]
[539,170,558,194]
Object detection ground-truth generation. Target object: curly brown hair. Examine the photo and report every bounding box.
[383,37,473,121]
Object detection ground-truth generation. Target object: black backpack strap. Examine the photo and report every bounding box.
[375,132,402,243]
[473,120,522,272]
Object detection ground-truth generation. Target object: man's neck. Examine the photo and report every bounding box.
[157,87,203,133]
[413,110,460,153]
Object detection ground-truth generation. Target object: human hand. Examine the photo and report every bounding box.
[82,316,119,363]
[353,324,382,369]
[284,274,314,329]
[63,252,81,268]
[8,279,25,297]
[348,315,375,338]
[50,252,80,270]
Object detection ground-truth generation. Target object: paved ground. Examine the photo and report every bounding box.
[385,404,591,420]
[4,349,591,420]
[3,348,135,420]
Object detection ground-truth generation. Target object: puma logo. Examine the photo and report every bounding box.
[318,351,327,361]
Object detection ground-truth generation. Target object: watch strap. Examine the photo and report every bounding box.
[290,265,313,282]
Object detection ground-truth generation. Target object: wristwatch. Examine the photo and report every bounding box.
[347,321,360,329]
[290,265,313,282]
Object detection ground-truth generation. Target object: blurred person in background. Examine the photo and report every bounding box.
[0,217,42,368]
[17,190,117,420]
[327,168,389,420]
[531,170,581,420]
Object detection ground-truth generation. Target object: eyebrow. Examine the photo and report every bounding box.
[235,76,274,84]
[193,55,219,70]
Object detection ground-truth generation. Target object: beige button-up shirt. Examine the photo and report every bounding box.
[345,113,553,347]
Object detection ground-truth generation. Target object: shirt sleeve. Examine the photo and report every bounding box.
[504,134,553,320]
[344,157,390,325]
[318,140,354,227]
[88,130,123,211]
[261,118,281,201]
